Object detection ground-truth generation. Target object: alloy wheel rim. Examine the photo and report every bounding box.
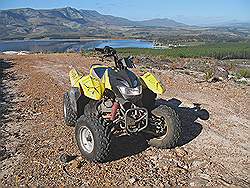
[79,126,94,153]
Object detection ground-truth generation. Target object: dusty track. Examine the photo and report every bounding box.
[0,53,249,186]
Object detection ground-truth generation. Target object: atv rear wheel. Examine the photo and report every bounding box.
[63,92,77,126]
[75,115,111,163]
[148,105,181,148]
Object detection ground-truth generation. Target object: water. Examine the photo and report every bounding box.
[0,39,153,52]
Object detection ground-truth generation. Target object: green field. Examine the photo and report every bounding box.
[117,42,250,59]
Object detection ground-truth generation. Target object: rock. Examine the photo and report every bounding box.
[128,177,137,184]
[59,153,77,163]
[58,147,64,151]
[0,146,8,161]
[217,178,232,186]
[159,183,164,188]
[182,165,189,170]
[70,160,82,169]
[149,155,158,161]
[164,182,171,187]
[191,159,205,168]
[199,173,212,181]
[175,148,188,157]
[237,77,247,83]
[208,66,229,82]
[228,74,236,80]
[189,177,209,186]
[173,166,188,173]
[190,182,195,186]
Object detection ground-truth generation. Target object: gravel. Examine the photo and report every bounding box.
[0,53,249,187]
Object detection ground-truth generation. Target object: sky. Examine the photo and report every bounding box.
[0,0,249,25]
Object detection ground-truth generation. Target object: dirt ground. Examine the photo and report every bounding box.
[0,53,249,187]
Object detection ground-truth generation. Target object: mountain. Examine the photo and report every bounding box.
[78,9,135,26]
[208,21,250,28]
[136,18,187,27]
[0,7,186,40]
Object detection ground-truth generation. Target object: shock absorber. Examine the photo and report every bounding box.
[110,102,120,121]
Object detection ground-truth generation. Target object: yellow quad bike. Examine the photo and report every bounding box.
[63,46,181,162]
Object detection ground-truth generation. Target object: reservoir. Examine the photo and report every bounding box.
[0,39,154,52]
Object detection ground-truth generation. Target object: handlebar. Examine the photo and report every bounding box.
[94,46,135,69]
[95,46,117,56]
[95,46,118,67]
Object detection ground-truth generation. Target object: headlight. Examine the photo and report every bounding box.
[133,79,138,87]
[118,85,142,96]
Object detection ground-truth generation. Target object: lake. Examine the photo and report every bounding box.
[0,39,154,52]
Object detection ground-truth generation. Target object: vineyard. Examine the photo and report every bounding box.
[118,42,250,59]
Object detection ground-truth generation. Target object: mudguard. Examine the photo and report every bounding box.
[69,69,83,87]
[69,68,105,100]
[140,72,165,94]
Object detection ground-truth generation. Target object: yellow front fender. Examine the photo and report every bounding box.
[140,72,165,94]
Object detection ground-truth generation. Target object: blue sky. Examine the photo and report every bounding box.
[0,0,249,24]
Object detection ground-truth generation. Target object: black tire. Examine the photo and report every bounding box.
[75,115,111,163]
[63,92,77,126]
[148,105,181,149]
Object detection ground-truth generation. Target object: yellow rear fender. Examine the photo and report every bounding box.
[79,75,105,100]
[69,68,83,87]
[69,68,105,100]
[140,72,165,94]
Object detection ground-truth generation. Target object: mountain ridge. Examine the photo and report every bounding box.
[0,7,187,40]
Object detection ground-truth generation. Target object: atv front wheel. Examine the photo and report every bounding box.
[148,105,181,148]
[75,115,111,163]
[63,92,77,126]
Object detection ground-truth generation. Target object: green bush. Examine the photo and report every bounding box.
[238,69,250,78]
[205,69,214,80]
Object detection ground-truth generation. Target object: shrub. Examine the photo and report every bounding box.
[238,69,250,78]
[205,69,214,80]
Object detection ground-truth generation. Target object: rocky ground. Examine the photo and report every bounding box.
[0,53,249,187]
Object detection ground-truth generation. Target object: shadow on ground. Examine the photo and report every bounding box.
[109,133,148,161]
[156,98,209,146]
[108,98,209,161]
[0,59,16,160]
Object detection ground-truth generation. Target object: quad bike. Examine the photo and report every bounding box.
[63,46,181,162]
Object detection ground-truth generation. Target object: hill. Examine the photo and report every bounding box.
[136,18,186,27]
[0,7,186,40]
